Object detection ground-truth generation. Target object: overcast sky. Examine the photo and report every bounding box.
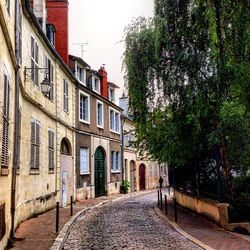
[68,0,154,98]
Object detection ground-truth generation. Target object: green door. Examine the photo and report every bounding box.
[95,147,105,197]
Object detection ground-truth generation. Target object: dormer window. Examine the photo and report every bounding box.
[46,24,56,46]
[93,75,100,93]
[77,65,86,84]
[109,88,115,102]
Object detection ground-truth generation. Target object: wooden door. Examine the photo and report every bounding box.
[139,164,145,190]
[130,161,135,192]
[95,147,105,197]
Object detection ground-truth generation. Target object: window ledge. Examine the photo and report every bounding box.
[49,169,55,174]
[111,170,121,174]
[80,172,90,175]
[97,125,104,129]
[110,130,120,135]
[29,168,40,175]
[80,119,90,125]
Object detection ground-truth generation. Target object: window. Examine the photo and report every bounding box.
[109,108,120,133]
[154,162,159,177]
[30,119,40,169]
[48,130,54,170]
[77,66,85,83]
[46,24,55,46]
[63,79,68,112]
[6,0,10,15]
[111,151,120,172]
[97,101,104,128]
[1,74,10,169]
[79,91,89,123]
[93,75,100,93]
[45,55,54,100]
[0,203,6,241]
[31,36,39,85]
[80,148,89,174]
[109,88,115,102]
[149,161,153,177]
[16,1,22,64]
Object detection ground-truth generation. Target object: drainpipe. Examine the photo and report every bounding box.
[10,0,20,241]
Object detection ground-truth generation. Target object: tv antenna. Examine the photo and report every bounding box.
[73,42,88,59]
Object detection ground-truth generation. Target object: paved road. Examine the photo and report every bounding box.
[63,192,202,250]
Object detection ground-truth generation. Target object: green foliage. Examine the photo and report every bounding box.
[120,180,131,194]
[228,176,250,222]
[123,0,250,180]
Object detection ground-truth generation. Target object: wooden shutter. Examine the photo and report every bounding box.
[49,64,54,100]
[0,203,6,241]
[48,130,54,170]
[35,123,40,168]
[17,108,21,169]
[1,75,10,168]
[30,121,36,169]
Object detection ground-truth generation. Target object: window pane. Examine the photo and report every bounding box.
[80,148,88,173]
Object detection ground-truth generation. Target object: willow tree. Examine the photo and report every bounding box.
[124,0,250,197]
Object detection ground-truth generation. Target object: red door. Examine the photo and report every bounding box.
[139,164,145,190]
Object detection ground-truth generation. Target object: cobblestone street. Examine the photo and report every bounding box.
[63,192,202,250]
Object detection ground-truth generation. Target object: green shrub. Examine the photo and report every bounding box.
[120,180,130,194]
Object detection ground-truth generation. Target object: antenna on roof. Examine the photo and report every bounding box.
[73,42,88,59]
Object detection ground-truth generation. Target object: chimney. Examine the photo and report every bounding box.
[46,0,69,65]
[98,65,108,98]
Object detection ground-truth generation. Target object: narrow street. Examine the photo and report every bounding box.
[63,192,202,250]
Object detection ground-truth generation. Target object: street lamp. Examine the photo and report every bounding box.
[24,66,51,96]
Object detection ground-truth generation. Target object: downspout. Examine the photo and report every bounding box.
[10,0,20,240]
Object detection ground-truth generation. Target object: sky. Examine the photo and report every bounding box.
[68,0,154,99]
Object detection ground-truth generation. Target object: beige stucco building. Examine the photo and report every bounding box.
[0,0,17,247]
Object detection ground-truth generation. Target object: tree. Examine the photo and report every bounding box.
[124,0,250,198]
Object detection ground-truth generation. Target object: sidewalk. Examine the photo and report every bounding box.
[10,193,124,250]
[157,188,250,250]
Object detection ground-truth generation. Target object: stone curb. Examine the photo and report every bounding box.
[154,206,215,250]
[50,190,155,250]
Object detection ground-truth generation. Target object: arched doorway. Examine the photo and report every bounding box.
[139,164,146,190]
[130,161,136,192]
[60,137,73,207]
[94,147,105,197]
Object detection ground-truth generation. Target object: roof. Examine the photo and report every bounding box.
[69,54,90,68]
[108,81,120,89]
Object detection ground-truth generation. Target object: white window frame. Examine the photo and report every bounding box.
[96,100,104,128]
[109,87,115,102]
[76,62,86,85]
[80,147,89,174]
[111,151,120,173]
[109,107,120,134]
[79,90,90,124]
[92,75,100,93]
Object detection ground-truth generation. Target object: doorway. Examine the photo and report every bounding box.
[139,164,146,190]
[130,161,135,192]
[94,147,105,197]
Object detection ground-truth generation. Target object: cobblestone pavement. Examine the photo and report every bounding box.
[63,192,202,250]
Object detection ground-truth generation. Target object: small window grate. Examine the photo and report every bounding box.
[0,203,6,241]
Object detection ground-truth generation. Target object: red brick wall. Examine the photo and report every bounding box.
[46,0,69,65]
[98,66,108,98]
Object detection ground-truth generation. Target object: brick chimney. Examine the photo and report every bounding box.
[46,0,69,65]
[98,66,108,98]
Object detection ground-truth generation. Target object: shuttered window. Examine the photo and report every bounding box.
[30,120,40,169]
[16,108,21,169]
[31,36,39,85]
[16,1,22,64]
[63,79,68,112]
[45,55,54,100]
[48,130,54,170]
[1,75,10,169]
[0,203,6,241]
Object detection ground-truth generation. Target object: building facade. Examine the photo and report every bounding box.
[120,96,168,193]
